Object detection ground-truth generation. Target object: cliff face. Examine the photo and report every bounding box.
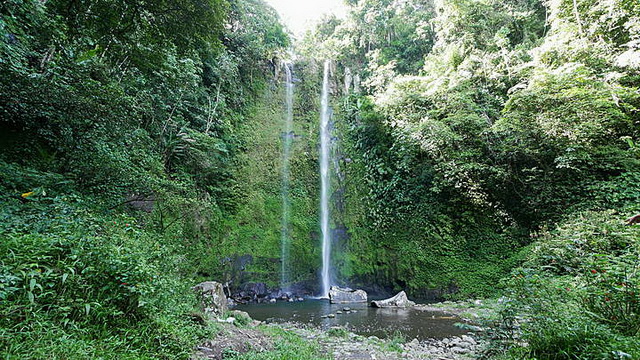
[217,60,324,291]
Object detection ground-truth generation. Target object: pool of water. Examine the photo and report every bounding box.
[236,299,468,340]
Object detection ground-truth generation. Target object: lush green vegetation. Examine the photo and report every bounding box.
[302,0,640,357]
[0,0,292,358]
[488,211,640,359]
[2,0,640,358]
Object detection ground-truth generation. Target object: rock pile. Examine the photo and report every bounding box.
[400,335,480,359]
[229,282,307,304]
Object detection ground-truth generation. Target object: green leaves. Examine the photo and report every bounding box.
[0,0,290,358]
[494,210,640,358]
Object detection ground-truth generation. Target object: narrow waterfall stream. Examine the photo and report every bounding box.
[320,60,332,297]
[280,63,294,290]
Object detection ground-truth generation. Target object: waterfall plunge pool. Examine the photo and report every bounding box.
[236,299,469,340]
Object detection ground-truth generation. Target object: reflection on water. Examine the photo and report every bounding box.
[236,299,467,340]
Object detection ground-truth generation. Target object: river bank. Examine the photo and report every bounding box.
[192,300,495,359]
[192,321,484,360]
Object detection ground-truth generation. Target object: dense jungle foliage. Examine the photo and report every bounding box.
[2,0,640,358]
[303,0,640,357]
[0,0,294,358]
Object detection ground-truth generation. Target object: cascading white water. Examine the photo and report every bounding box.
[280,63,294,290]
[320,60,332,298]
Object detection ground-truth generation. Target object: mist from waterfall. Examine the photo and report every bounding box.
[280,63,294,290]
[320,60,332,298]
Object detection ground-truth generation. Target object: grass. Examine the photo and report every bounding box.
[228,326,330,360]
[383,330,406,353]
[326,327,350,338]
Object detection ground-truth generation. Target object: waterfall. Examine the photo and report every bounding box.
[320,60,332,298]
[280,63,294,290]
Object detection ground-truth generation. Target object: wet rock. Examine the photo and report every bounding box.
[370,291,415,308]
[192,281,228,317]
[327,314,336,318]
[336,311,343,314]
[241,283,269,298]
[343,307,351,312]
[329,286,368,304]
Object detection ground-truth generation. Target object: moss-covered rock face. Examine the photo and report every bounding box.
[215,61,323,291]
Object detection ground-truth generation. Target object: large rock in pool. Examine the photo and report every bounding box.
[371,291,415,308]
[193,281,228,317]
[329,286,367,304]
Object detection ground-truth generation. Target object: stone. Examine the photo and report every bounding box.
[370,291,415,308]
[192,281,228,317]
[241,282,268,298]
[217,317,235,323]
[343,307,351,312]
[462,335,477,345]
[269,298,276,303]
[327,314,336,318]
[451,346,469,354]
[336,311,343,314]
[328,286,368,304]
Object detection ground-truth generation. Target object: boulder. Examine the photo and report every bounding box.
[241,282,268,298]
[370,291,415,308]
[328,286,367,304]
[193,281,228,317]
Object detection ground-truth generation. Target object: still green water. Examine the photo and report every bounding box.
[237,299,468,340]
